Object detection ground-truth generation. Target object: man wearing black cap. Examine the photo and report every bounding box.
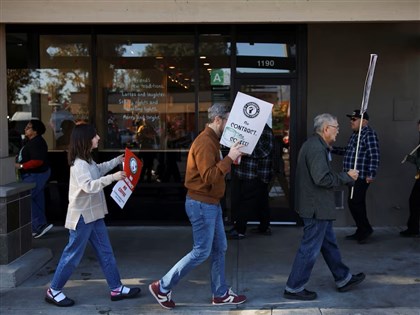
[332,109,380,244]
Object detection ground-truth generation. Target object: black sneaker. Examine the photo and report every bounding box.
[357,230,373,244]
[34,224,53,239]
[226,229,246,240]
[250,227,272,235]
[345,232,359,240]
[283,289,317,301]
[337,273,366,292]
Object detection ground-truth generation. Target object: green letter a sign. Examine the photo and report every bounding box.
[211,69,230,86]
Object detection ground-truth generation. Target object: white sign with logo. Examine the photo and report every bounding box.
[220,92,273,155]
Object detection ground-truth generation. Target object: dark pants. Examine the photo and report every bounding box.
[347,178,372,235]
[231,176,270,234]
[286,218,351,292]
[406,179,420,233]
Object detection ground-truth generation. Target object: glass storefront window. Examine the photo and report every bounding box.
[7,34,91,152]
[7,33,30,155]
[5,24,302,222]
[39,35,91,150]
[198,33,232,130]
[97,35,195,151]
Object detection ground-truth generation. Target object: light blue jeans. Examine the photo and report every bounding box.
[160,196,229,297]
[285,218,351,292]
[21,168,51,233]
[50,217,122,291]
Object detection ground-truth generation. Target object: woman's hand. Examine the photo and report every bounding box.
[112,171,127,181]
[117,154,125,164]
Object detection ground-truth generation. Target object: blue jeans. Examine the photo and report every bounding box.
[21,168,51,233]
[286,218,351,292]
[50,217,122,291]
[160,196,229,297]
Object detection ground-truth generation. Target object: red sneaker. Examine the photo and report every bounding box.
[212,288,247,305]
[148,281,175,309]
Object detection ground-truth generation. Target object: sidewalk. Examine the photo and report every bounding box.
[1,225,420,315]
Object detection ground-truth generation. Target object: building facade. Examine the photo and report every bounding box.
[1,1,419,226]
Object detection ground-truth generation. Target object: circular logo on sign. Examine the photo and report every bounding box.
[243,102,260,118]
[129,157,138,174]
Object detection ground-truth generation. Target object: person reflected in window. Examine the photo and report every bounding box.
[8,120,22,155]
[49,103,74,140]
[106,111,121,148]
[56,119,75,150]
[137,118,158,182]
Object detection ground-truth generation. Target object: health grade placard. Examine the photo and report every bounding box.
[220,92,273,155]
[111,148,142,209]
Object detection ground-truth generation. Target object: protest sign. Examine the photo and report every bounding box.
[111,148,142,209]
[351,53,378,199]
[220,92,273,155]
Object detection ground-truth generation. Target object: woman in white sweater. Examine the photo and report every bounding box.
[45,124,140,307]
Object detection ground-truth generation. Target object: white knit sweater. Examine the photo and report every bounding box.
[65,156,121,230]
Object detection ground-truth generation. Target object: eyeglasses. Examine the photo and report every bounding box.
[350,117,359,122]
[328,125,339,130]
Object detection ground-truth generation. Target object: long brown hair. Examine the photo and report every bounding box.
[67,124,97,166]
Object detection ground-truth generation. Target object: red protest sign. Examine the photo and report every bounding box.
[124,148,142,190]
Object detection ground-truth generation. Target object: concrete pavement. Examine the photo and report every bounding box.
[1,225,420,315]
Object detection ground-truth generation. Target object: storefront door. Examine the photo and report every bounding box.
[234,78,299,224]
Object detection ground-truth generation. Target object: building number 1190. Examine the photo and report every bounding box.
[257,59,275,67]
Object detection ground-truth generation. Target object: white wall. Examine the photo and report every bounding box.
[307,22,420,226]
[1,0,419,23]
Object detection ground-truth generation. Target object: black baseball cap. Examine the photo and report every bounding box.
[346,109,369,121]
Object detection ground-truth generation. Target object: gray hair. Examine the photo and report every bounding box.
[313,113,337,133]
[208,103,230,123]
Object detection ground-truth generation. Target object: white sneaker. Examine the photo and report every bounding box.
[33,223,53,239]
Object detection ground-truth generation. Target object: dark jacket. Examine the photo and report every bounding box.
[296,134,354,220]
[18,135,49,174]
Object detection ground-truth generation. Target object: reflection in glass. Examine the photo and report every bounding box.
[198,33,232,131]
[6,34,92,151]
[39,36,91,150]
[98,35,196,154]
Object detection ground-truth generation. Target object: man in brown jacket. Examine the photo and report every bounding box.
[149,103,246,309]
